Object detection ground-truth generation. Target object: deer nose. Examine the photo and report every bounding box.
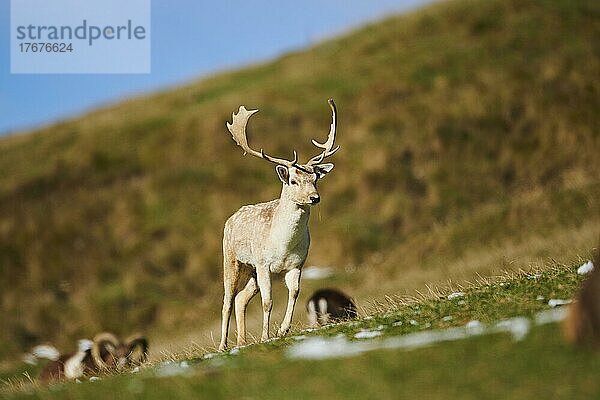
[309,194,320,204]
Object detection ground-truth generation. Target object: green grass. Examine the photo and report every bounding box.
[0,0,599,372]
[2,262,598,399]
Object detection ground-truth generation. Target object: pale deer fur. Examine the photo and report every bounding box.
[219,100,339,351]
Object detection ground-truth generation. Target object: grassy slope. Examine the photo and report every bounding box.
[2,262,598,399]
[0,0,599,364]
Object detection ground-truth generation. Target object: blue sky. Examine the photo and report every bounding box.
[0,0,430,136]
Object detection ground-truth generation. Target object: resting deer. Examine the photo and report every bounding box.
[39,332,148,382]
[219,100,339,351]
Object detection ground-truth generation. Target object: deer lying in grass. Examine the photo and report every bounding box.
[39,332,148,382]
[307,288,358,327]
[219,100,339,351]
[564,244,599,347]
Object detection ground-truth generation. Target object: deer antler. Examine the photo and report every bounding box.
[306,99,340,166]
[227,106,302,168]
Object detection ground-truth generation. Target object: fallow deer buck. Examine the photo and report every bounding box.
[219,99,339,351]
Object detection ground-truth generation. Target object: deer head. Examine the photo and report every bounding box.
[227,99,339,206]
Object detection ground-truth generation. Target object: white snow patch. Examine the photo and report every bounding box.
[577,260,594,275]
[392,321,403,327]
[292,335,307,341]
[535,308,568,325]
[448,292,465,300]
[465,320,484,335]
[89,376,101,382]
[302,266,334,280]
[287,336,368,359]
[155,361,191,378]
[442,316,453,322]
[288,310,561,360]
[354,330,383,339]
[494,317,530,341]
[409,320,418,326]
[536,295,545,301]
[32,345,60,361]
[548,299,572,308]
[229,348,240,355]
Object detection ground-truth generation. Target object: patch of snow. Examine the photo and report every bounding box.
[302,266,334,280]
[424,323,432,328]
[202,352,217,360]
[374,325,385,331]
[409,320,418,326]
[447,292,465,300]
[393,321,403,327]
[494,317,530,341]
[442,316,453,322]
[288,310,563,360]
[292,335,307,341]
[89,376,101,382]
[465,320,484,335]
[527,274,541,280]
[229,348,240,355]
[131,366,140,373]
[32,344,60,361]
[287,336,369,359]
[535,308,568,325]
[536,295,545,301]
[354,330,383,339]
[577,260,594,275]
[155,361,191,378]
[548,299,572,308]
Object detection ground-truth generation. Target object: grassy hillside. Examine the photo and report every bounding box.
[1,0,599,366]
[2,262,598,398]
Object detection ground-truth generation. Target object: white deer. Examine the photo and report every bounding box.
[219,99,339,351]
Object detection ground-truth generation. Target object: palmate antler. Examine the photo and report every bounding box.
[306,99,339,166]
[226,99,338,171]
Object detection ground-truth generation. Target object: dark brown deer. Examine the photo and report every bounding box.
[306,288,358,327]
[564,245,600,347]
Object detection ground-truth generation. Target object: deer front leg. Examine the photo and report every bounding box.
[256,268,273,342]
[278,268,301,336]
[235,276,258,347]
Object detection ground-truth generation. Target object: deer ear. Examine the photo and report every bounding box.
[276,165,289,184]
[314,163,334,179]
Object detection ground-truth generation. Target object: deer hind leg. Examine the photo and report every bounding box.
[278,268,301,336]
[256,268,273,342]
[235,268,258,347]
[219,253,240,351]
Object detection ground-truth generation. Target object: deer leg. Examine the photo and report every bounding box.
[235,274,258,347]
[219,256,239,351]
[256,268,273,342]
[278,268,301,336]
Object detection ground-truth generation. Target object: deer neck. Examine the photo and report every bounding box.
[270,193,310,245]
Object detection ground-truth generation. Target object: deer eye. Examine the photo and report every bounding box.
[290,179,298,185]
